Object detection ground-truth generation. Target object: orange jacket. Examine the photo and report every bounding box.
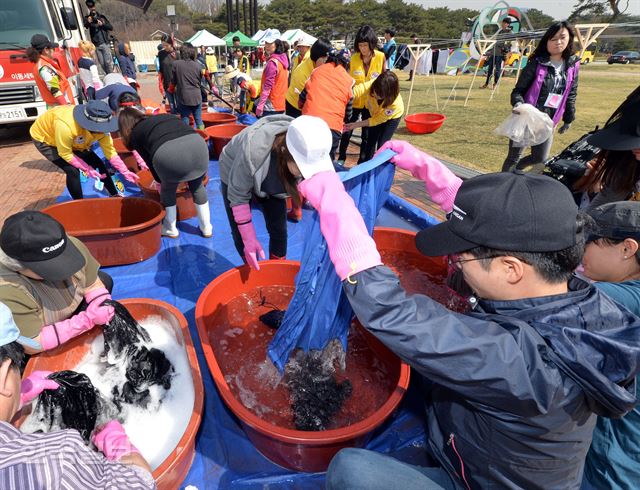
[302,63,354,132]
[260,57,288,112]
[32,56,74,106]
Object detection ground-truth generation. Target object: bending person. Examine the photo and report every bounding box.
[30,101,139,200]
[118,108,212,238]
[0,211,115,354]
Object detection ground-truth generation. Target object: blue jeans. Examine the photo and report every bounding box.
[165,92,177,114]
[326,448,457,490]
[178,102,203,129]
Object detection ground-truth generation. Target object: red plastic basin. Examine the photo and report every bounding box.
[205,123,247,158]
[136,170,209,221]
[405,113,446,134]
[195,260,411,472]
[42,197,165,266]
[201,112,237,128]
[15,299,204,490]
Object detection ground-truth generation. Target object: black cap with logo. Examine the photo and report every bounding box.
[0,211,86,282]
[415,170,579,256]
[588,201,640,241]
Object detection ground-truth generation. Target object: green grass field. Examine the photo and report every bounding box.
[394,63,640,173]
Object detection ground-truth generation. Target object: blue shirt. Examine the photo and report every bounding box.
[383,39,396,69]
[586,280,640,490]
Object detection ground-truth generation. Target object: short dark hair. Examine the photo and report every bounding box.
[310,37,332,62]
[371,70,399,107]
[384,29,395,37]
[161,34,173,44]
[118,91,141,108]
[232,36,240,43]
[354,25,378,54]
[0,342,25,373]
[531,21,576,61]
[467,212,590,283]
[593,237,640,266]
[180,43,196,60]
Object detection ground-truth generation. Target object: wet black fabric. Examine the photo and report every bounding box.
[34,370,105,442]
[259,310,286,329]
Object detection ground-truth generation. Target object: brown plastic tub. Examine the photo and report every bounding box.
[201,111,237,127]
[205,123,247,158]
[195,260,410,472]
[136,171,209,221]
[15,299,204,490]
[42,198,165,267]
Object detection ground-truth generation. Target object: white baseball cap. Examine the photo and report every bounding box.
[286,116,335,179]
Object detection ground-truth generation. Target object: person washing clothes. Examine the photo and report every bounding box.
[0,303,155,488]
[30,101,139,200]
[0,211,115,354]
[219,115,321,267]
[117,108,212,239]
[27,34,74,107]
[77,40,103,100]
[255,34,289,117]
[95,73,138,112]
[346,71,404,162]
[222,66,258,115]
[292,138,640,489]
[502,21,579,173]
[285,38,332,118]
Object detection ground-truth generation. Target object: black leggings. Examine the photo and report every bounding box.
[51,150,117,200]
[338,107,371,163]
[221,183,288,259]
[362,118,401,162]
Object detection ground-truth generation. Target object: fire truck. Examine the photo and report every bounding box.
[0,0,152,126]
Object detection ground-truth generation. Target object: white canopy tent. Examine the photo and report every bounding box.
[280,29,316,45]
[186,30,226,47]
[251,29,265,41]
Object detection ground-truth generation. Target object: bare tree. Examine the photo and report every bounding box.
[570,0,630,21]
[186,0,222,16]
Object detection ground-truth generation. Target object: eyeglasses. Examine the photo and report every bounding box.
[447,254,500,271]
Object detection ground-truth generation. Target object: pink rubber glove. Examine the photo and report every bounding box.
[70,155,102,180]
[232,204,266,270]
[298,171,382,281]
[132,150,149,171]
[39,311,96,351]
[377,141,462,213]
[84,287,111,304]
[20,371,59,408]
[86,296,115,325]
[92,421,141,461]
[109,156,140,184]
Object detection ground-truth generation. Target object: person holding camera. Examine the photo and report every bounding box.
[480,17,512,89]
[83,0,113,75]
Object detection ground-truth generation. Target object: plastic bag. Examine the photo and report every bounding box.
[495,103,554,147]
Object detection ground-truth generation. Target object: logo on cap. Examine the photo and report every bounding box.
[451,205,466,221]
[42,238,65,254]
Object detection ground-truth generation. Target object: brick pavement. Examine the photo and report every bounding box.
[0,73,445,226]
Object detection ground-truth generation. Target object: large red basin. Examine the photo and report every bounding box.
[136,170,209,221]
[16,299,204,490]
[205,123,247,159]
[195,260,410,472]
[42,197,165,266]
[201,112,237,127]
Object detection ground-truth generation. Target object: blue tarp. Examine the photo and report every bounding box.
[268,151,396,372]
[55,154,434,488]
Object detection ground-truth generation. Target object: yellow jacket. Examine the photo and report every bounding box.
[350,50,386,109]
[353,80,404,126]
[291,49,310,74]
[30,105,117,162]
[205,54,218,73]
[286,56,314,108]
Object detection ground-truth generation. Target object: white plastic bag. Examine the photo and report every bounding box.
[494,103,554,147]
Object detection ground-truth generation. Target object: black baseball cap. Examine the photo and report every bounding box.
[30,34,58,51]
[587,99,640,151]
[588,201,640,241]
[0,211,85,282]
[416,170,579,256]
[85,0,96,7]
[502,17,512,24]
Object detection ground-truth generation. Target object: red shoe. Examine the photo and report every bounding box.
[287,208,302,222]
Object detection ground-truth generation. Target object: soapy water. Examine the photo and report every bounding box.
[22,317,194,470]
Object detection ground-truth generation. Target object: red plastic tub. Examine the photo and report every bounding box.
[201,112,237,127]
[405,113,446,134]
[15,299,204,490]
[195,260,410,472]
[136,170,209,221]
[205,123,247,158]
[42,197,165,267]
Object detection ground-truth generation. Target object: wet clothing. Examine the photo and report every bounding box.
[0,421,154,489]
[342,267,640,489]
[116,43,136,81]
[257,52,289,114]
[0,237,99,338]
[585,280,640,490]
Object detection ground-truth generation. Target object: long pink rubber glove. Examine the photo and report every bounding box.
[84,287,111,305]
[298,171,382,281]
[232,204,266,270]
[92,421,141,461]
[70,155,101,180]
[19,371,59,408]
[132,150,149,171]
[377,141,462,213]
[109,155,140,183]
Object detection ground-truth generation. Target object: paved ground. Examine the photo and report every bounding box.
[0,73,450,225]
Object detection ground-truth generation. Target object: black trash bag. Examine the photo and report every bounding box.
[259,310,286,329]
[101,300,151,359]
[285,349,352,431]
[33,370,110,442]
[544,129,600,190]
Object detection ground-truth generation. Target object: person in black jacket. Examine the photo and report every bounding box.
[158,34,179,114]
[502,21,580,173]
[479,17,512,89]
[83,0,113,74]
[169,43,205,129]
[295,140,640,490]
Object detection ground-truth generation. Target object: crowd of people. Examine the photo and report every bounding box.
[3,9,640,489]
